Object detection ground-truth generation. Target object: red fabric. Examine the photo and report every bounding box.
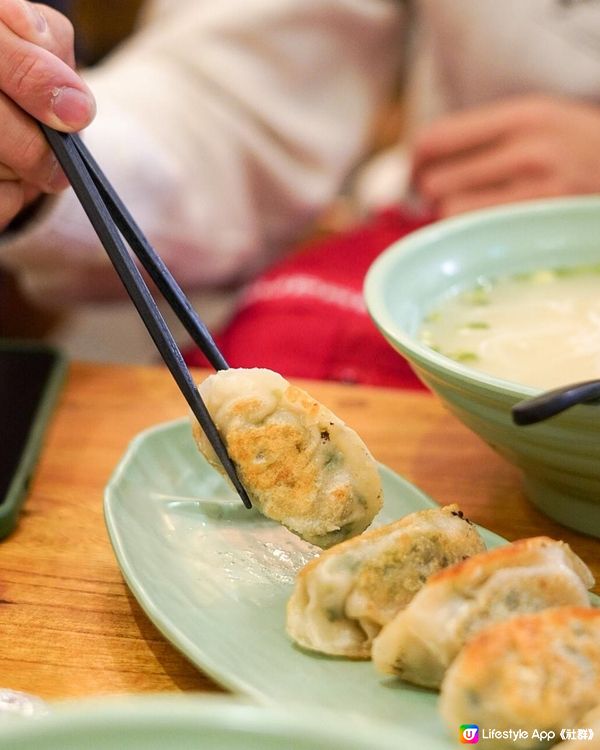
[185,207,433,388]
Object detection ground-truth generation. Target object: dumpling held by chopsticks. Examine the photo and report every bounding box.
[191,368,383,547]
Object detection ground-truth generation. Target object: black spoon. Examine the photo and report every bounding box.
[512,379,600,426]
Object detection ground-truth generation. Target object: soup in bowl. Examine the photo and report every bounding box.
[365,196,600,539]
[419,264,600,390]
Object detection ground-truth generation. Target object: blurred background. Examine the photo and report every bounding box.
[0,0,404,347]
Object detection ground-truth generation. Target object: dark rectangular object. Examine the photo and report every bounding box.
[0,341,66,538]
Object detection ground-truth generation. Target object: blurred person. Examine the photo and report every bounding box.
[3,1,600,375]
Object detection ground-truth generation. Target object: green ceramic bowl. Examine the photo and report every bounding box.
[365,196,600,538]
[0,695,428,750]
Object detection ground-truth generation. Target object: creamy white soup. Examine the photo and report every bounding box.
[419,266,600,389]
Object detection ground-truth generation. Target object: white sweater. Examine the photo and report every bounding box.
[3,0,600,361]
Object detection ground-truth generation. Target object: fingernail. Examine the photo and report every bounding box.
[51,86,96,128]
[28,3,47,33]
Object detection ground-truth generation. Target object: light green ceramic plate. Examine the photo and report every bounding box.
[0,695,433,749]
[104,418,507,747]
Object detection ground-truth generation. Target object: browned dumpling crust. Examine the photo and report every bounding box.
[372,537,594,688]
[192,368,382,547]
[440,607,600,749]
[286,504,485,658]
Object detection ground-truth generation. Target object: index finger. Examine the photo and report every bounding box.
[0,20,94,130]
[0,1,77,69]
[0,0,48,41]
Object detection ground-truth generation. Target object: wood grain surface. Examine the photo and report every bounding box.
[0,362,598,701]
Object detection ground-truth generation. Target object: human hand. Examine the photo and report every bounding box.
[411,95,600,218]
[0,0,95,230]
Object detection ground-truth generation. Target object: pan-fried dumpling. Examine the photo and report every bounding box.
[440,608,600,749]
[192,368,382,548]
[372,537,594,688]
[286,504,486,658]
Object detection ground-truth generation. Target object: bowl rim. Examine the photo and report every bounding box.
[364,195,600,399]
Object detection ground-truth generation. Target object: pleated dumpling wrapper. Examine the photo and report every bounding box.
[286,504,486,658]
[192,368,382,548]
[372,536,594,688]
[440,608,600,749]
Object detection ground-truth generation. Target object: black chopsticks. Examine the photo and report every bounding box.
[512,379,600,425]
[40,124,252,509]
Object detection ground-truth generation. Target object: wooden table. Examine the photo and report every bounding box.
[1,362,598,701]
